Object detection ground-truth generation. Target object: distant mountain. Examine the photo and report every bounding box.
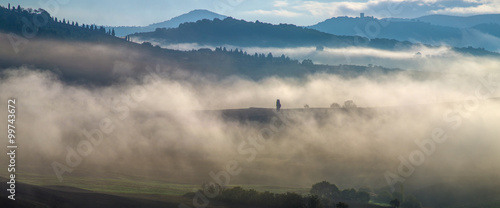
[415,14,500,28]
[110,9,227,37]
[1,5,405,83]
[473,23,500,37]
[308,14,500,52]
[1,5,497,86]
[149,9,227,29]
[309,15,462,42]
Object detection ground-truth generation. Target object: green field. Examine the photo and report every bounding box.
[8,172,310,196]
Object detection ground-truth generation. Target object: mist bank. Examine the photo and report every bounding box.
[0,65,499,190]
[0,32,403,84]
[2,31,497,86]
[1,33,500,208]
[138,41,499,70]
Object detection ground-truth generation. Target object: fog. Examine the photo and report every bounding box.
[136,39,491,70]
[1,37,500,193]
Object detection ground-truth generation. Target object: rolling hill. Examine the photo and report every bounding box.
[0,177,176,208]
[1,5,406,84]
[309,14,500,52]
[131,16,418,49]
[309,15,462,42]
[131,16,499,56]
[415,14,500,28]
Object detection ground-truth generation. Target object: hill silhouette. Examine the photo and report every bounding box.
[415,14,500,28]
[0,5,405,85]
[0,177,175,208]
[132,16,500,56]
[0,5,123,43]
[310,14,500,52]
[309,15,461,42]
[132,17,419,50]
[109,9,227,37]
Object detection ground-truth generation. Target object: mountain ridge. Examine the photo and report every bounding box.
[415,14,500,28]
[130,16,499,57]
[308,13,500,52]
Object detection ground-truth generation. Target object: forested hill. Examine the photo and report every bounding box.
[0,4,496,85]
[0,5,403,85]
[0,5,127,43]
[131,17,415,49]
[131,17,500,56]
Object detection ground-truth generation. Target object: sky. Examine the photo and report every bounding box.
[4,0,500,26]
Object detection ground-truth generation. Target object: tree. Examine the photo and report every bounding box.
[142,42,153,47]
[356,191,370,203]
[267,52,273,59]
[341,189,357,200]
[310,181,340,200]
[336,202,349,208]
[305,195,323,208]
[302,59,314,65]
[390,199,400,208]
[281,192,304,208]
[8,3,10,10]
[330,103,340,108]
[343,100,357,108]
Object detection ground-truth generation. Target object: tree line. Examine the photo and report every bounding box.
[185,181,424,208]
[0,4,122,40]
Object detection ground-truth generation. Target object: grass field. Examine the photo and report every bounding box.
[8,172,310,196]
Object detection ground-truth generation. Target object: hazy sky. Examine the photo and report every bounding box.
[4,0,500,26]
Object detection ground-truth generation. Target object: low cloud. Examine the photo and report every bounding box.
[244,9,302,17]
[0,36,499,194]
[252,0,488,25]
[431,0,500,15]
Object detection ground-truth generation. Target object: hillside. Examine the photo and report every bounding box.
[473,23,500,37]
[132,17,500,56]
[309,14,500,52]
[1,5,497,86]
[131,17,418,49]
[0,177,175,208]
[109,9,227,37]
[309,15,461,42]
[0,5,406,84]
[416,14,500,28]
[0,6,123,43]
